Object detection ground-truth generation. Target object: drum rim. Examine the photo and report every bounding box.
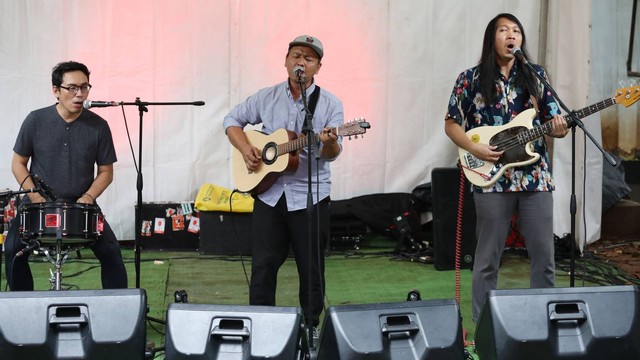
[18,202,100,210]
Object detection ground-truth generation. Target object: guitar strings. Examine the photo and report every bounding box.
[490,122,552,151]
[490,96,614,151]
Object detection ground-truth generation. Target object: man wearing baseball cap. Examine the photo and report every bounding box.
[288,34,324,59]
[223,35,344,347]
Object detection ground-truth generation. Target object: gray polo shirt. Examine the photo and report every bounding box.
[13,104,117,201]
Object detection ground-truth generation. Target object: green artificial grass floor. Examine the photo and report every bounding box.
[2,236,621,359]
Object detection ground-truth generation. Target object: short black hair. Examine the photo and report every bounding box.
[51,61,90,87]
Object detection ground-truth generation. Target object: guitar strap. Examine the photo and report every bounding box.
[529,94,540,116]
[308,85,321,115]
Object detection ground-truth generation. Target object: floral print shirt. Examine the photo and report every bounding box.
[446,63,561,193]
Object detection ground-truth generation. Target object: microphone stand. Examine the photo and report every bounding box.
[519,60,616,286]
[297,75,319,345]
[119,98,205,288]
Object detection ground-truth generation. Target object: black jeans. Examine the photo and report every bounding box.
[249,195,329,327]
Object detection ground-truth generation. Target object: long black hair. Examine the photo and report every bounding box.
[478,13,539,105]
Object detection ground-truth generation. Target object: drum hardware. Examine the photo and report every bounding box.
[19,202,102,243]
[42,235,72,290]
[18,202,100,290]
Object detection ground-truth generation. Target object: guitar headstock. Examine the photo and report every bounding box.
[614,86,640,107]
[337,117,370,139]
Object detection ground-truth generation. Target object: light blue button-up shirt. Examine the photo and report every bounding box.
[223,80,344,211]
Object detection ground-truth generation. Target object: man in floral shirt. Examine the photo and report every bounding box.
[444,13,569,323]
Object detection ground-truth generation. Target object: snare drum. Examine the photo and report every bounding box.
[19,202,102,243]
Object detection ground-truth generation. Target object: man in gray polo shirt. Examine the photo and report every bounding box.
[4,61,127,290]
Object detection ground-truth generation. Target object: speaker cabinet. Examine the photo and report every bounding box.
[431,167,476,270]
[165,304,307,359]
[316,299,465,360]
[0,289,147,360]
[475,285,640,359]
[199,211,253,255]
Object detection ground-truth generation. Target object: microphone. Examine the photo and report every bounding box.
[16,240,40,257]
[511,47,529,65]
[32,174,57,201]
[83,100,121,109]
[293,66,306,82]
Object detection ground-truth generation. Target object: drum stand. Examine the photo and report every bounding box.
[42,238,69,291]
[39,231,87,291]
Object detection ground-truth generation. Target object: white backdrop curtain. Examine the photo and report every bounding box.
[0,0,603,247]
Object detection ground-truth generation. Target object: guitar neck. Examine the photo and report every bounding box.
[276,133,320,154]
[275,128,342,155]
[271,119,369,156]
[519,96,617,143]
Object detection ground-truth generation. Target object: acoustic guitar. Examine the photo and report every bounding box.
[232,118,370,194]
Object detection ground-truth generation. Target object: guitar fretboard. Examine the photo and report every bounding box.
[276,133,321,155]
[516,97,616,144]
[271,119,369,156]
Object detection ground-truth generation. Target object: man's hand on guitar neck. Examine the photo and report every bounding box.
[318,127,340,159]
[547,114,569,138]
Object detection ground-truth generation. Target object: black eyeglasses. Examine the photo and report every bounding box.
[59,84,92,94]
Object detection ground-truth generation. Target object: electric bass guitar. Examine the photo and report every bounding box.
[232,118,370,194]
[459,86,640,187]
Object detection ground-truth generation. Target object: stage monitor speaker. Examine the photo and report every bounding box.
[0,289,147,360]
[164,303,307,359]
[431,167,477,270]
[316,299,465,360]
[475,285,640,359]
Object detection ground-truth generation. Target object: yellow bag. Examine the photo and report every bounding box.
[194,183,254,212]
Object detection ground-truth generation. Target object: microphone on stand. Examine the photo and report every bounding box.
[293,66,306,82]
[510,46,529,65]
[32,174,57,201]
[16,240,41,257]
[511,46,538,90]
[83,100,121,109]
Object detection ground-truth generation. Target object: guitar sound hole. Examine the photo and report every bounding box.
[262,142,278,165]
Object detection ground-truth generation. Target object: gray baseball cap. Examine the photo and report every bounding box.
[288,35,323,59]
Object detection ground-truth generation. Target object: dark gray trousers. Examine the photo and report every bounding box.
[471,191,556,322]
